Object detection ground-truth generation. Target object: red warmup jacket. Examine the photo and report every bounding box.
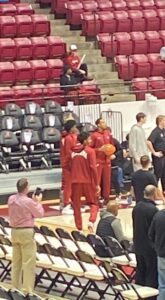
[60,131,77,168]
[91,129,113,163]
[65,53,80,72]
[70,144,98,185]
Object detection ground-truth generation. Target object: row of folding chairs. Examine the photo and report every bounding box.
[0,285,45,300]
[0,3,34,16]
[97,30,165,58]
[0,36,66,62]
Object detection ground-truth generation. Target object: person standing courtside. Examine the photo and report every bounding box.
[91,118,113,203]
[129,112,148,171]
[8,178,44,294]
[132,185,158,299]
[147,115,165,193]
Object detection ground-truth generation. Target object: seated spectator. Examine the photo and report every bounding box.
[96,200,130,249]
[60,65,79,94]
[64,44,92,82]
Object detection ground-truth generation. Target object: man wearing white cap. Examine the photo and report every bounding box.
[65,44,90,82]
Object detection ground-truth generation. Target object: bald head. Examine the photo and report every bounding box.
[144,185,157,200]
[107,200,119,216]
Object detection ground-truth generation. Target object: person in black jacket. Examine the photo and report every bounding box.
[132,185,158,298]
[149,209,165,300]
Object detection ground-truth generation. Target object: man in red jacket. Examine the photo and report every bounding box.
[91,118,114,203]
[60,119,78,213]
[70,132,100,231]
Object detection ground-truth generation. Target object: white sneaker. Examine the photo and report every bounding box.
[62,204,73,215]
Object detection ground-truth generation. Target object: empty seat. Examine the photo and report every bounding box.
[115,32,132,55]
[125,0,141,10]
[81,12,100,37]
[0,38,16,61]
[5,102,22,117]
[132,77,149,101]
[0,62,15,85]
[0,4,16,16]
[13,61,32,84]
[147,53,165,76]
[0,88,14,108]
[30,60,49,83]
[12,86,32,107]
[157,9,165,30]
[15,37,32,60]
[83,1,98,12]
[149,76,165,98]
[15,15,33,37]
[31,15,50,36]
[98,11,116,33]
[0,16,17,38]
[159,29,165,44]
[132,54,151,77]
[143,10,160,31]
[115,55,134,80]
[128,10,146,32]
[47,36,66,58]
[97,0,113,12]
[145,31,163,53]
[15,3,34,15]
[114,11,131,32]
[45,83,65,105]
[112,0,127,11]
[130,31,147,54]
[155,0,165,9]
[29,84,46,105]
[65,2,83,26]
[46,59,64,80]
[31,37,49,59]
[25,101,42,115]
[97,33,117,58]
[140,0,156,9]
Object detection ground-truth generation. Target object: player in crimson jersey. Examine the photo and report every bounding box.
[70,132,100,231]
[60,120,78,214]
[91,118,114,203]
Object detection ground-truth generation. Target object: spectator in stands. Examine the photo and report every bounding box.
[60,65,79,95]
[132,155,158,203]
[91,118,114,204]
[60,120,78,214]
[96,200,130,249]
[64,44,92,82]
[129,112,148,171]
[8,178,44,294]
[149,207,165,300]
[70,132,100,232]
[132,185,158,296]
[147,115,165,193]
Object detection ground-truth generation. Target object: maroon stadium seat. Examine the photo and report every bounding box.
[0,16,17,38]
[47,36,66,58]
[132,54,151,77]
[65,2,83,26]
[96,0,113,12]
[0,38,16,61]
[147,53,165,76]
[98,11,116,33]
[149,76,165,98]
[132,77,149,101]
[31,37,49,59]
[140,0,156,10]
[12,85,32,107]
[0,87,14,108]
[31,15,50,36]
[0,4,16,16]
[130,32,148,54]
[46,59,64,80]
[51,0,66,15]
[145,31,163,53]
[159,29,165,44]
[83,1,98,12]
[128,10,146,32]
[157,9,165,30]
[115,55,134,80]
[115,32,132,55]
[29,84,46,105]
[97,33,117,58]
[0,62,15,85]
[114,11,131,32]
[111,0,127,11]
[30,60,49,83]
[45,83,65,105]
[155,0,165,9]
[143,10,160,31]
[15,37,32,60]
[15,3,34,15]
[81,12,100,37]
[15,15,33,37]
[13,61,32,84]
[125,0,142,10]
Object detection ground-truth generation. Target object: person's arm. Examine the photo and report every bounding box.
[129,127,139,163]
[88,149,100,193]
[28,196,44,218]
[111,218,126,243]
[147,140,163,157]
[148,216,156,245]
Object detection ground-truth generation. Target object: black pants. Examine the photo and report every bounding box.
[152,155,165,191]
[73,63,88,83]
[136,252,158,300]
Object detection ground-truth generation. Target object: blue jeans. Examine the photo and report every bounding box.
[117,167,124,188]
[158,257,165,300]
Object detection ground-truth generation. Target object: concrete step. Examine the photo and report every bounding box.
[65,41,96,50]
[51,19,67,26]
[78,49,101,57]
[85,56,107,64]
[31,3,40,8]
[88,63,113,73]
[96,78,124,85]
[102,93,136,103]
[51,28,82,38]
[62,35,86,43]
[34,8,51,14]
[91,71,119,80]
[100,85,130,94]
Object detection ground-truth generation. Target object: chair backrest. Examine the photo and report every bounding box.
[25,101,42,115]
[0,130,19,147]
[81,123,97,133]
[5,103,22,117]
[62,111,80,125]
[87,234,111,257]
[104,236,125,257]
[1,116,21,131]
[42,127,61,144]
[43,113,62,129]
[20,129,41,145]
[23,115,42,130]
[71,230,87,242]
[44,100,62,115]
[56,227,72,240]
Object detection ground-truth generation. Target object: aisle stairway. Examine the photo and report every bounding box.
[27,0,136,102]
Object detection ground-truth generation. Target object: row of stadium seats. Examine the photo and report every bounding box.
[0,59,64,85]
[132,76,165,100]
[80,10,165,36]
[0,36,66,61]
[0,3,34,16]
[97,31,165,58]
[0,15,50,38]
[115,54,165,80]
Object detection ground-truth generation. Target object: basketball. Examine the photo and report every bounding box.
[103,144,116,156]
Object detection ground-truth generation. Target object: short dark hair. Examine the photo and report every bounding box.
[136,112,146,122]
[140,155,150,168]
[95,118,102,126]
[17,178,28,193]
[64,120,76,132]
[77,132,90,144]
